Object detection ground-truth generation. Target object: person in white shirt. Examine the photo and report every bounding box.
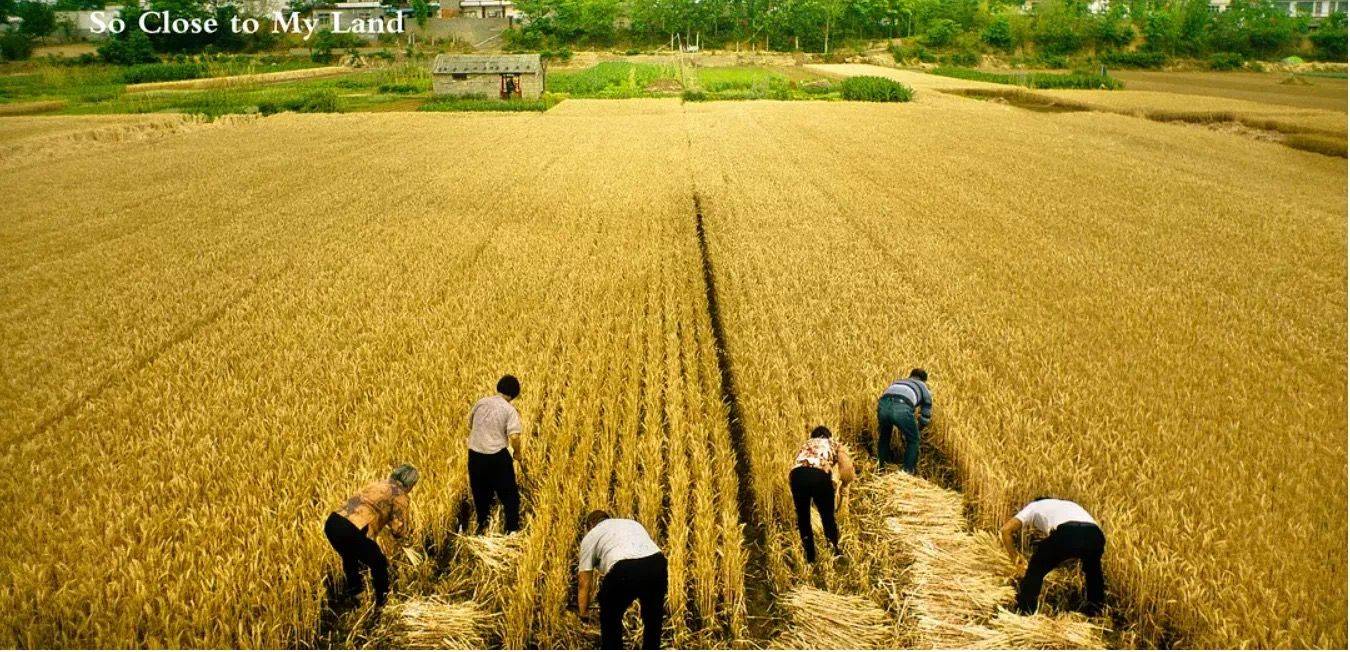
[576,510,667,649]
[1000,497,1106,616]
[467,375,524,533]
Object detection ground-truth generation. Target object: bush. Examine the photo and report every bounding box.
[889,42,936,64]
[377,83,421,94]
[981,17,1014,51]
[540,47,573,62]
[0,31,34,62]
[840,76,913,102]
[121,62,207,84]
[1310,12,1348,61]
[258,89,339,115]
[922,19,961,48]
[799,81,834,95]
[681,89,707,102]
[1036,53,1069,69]
[309,30,363,64]
[1036,23,1082,56]
[1207,52,1244,71]
[98,31,158,65]
[1099,50,1168,69]
[942,50,980,67]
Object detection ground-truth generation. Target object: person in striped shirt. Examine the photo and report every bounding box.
[876,368,932,473]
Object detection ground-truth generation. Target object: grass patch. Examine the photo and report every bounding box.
[1296,70,1348,79]
[688,66,840,101]
[419,97,553,112]
[1098,51,1168,69]
[122,62,207,84]
[931,67,1123,90]
[547,62,679,98]
[840,76,913,102]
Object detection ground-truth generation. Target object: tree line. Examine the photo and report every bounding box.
[510,0,1347,61]
[1,0,1345,63]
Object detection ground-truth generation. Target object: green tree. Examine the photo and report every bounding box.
[53,0,105,9]
[98,28,158,64]
[412,0,431,28]
[1141,8,1176,53]
[921,17,959,46]
[1309,12,1347,60]
[981,15,1013,50]
[15,0,57,39]
[1092,4,1134,50]
[1032,0,1084,55]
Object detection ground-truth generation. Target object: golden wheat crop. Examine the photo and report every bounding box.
[123,66,352,93]
[684,95,1345,648]
[0,85,1344,649]
[0,111,742,648]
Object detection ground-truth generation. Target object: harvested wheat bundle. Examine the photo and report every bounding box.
[382,597,494,649]
[451,530,526,607]
[968,609,1107,649]
[857,472,1105,649]
[455,530,525,574]
[771,587,894,649]
[857,473,965,543]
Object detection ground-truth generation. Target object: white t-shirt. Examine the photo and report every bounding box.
[578,519,661,575]
[1014,499,1097,535]
[467,394,522,455]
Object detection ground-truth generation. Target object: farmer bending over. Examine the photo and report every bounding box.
[1001,497,1106,616]
[323,464,418,608]
[577,510,668,649]
[789,426,856,563]
[876,368,932,472]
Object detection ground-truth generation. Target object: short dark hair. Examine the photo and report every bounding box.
[584,509,610,531]
[810,426,832,439]
[909,368,928,382]
[497,374,521,399]
[1032,496,1054,502]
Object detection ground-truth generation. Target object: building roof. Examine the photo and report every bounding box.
[432,54,541,75]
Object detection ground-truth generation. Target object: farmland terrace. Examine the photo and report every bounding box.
[0,79,1345,649]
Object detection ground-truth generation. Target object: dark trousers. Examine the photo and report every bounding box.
[323,512,390,606]
[1017,522,1106,616]
[877,395,920,472]
[598,552,668,650]
[468,449,521,533]
[789,466,838,563]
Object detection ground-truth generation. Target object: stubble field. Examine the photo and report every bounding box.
[1,76,1345,649]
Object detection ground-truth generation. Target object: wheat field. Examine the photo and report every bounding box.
[0,83,1344,648]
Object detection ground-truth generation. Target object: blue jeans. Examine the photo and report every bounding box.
[877,395,920,473]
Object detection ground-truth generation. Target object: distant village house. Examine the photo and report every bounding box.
[431,53,542,100]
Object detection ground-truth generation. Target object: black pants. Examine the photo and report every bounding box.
[789,466,838,563]
[598,552,668,650]
[1017,522,1106,616]
[468,449,521,533]
[323,512,390,606]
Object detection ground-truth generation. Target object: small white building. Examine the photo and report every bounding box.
[431,53,543,99]
[1209,0,1345,15]
[55,6,124,38]
[457,0,519,19]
